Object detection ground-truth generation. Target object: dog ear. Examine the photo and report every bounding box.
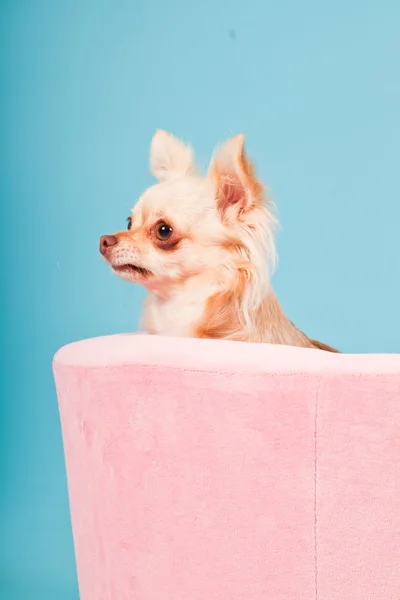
[208,134,263,219]
[150,130,196,181]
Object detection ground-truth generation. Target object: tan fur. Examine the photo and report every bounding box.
[308,339,339,353]
[100,130,337,352]
[197,279,337,351]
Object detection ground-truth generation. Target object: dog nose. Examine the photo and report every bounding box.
[100,235,118,255]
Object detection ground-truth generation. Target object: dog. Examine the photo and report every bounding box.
[100,130,337,351]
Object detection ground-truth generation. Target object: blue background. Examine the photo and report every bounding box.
[1,0,399,597]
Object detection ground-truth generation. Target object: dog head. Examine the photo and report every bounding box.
[100,130,276,301]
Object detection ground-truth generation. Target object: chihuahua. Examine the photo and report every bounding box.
[100,130,337,351]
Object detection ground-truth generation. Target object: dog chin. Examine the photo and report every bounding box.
[142,274,179,299]
[111,263,153,281]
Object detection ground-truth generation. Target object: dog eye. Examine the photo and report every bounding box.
[127,217,132,230]
[155,221,173,241]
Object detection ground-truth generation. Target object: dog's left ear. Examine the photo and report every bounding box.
[208,134,263,219]
[150,130,196,181]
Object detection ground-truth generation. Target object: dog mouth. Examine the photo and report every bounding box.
[113,264,152,278]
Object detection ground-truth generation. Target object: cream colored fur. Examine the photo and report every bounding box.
[100,130,337,352]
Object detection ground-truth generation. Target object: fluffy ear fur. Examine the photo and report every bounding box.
[208,134,263,218]
[150,130,196,181]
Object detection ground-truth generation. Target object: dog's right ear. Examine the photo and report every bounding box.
[150,130,196,181]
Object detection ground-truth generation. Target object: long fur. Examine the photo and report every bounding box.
[100,130,338,352]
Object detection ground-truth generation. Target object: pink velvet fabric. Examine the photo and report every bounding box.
[53,334,400,600]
